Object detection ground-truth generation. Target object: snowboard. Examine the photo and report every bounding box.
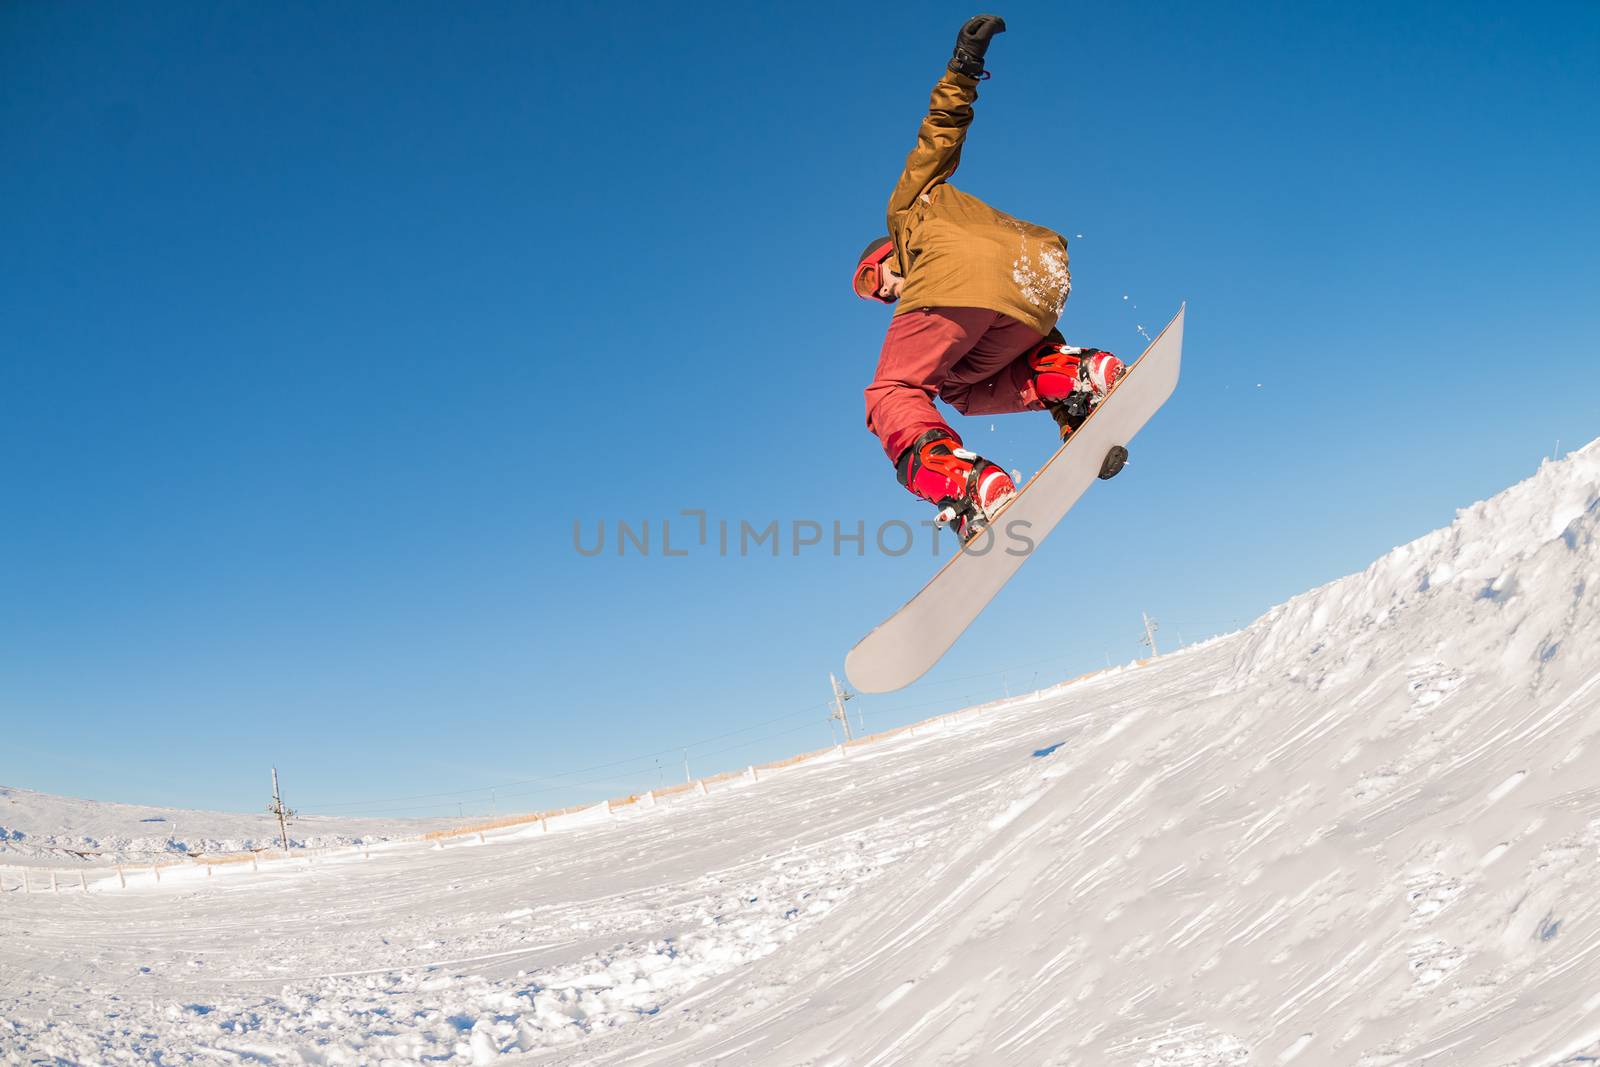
[844,304,1185,693]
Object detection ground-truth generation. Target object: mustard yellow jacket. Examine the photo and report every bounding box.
[888,69,1070,336]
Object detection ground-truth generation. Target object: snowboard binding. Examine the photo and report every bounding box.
[1033,343,1125,444]
[1048,393,1092,440]
[896,429,1017,544]
[934,494,1008,545]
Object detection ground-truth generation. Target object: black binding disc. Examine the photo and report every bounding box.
[1098,445,1129,480]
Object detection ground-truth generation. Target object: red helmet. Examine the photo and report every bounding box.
[852,236,897,303]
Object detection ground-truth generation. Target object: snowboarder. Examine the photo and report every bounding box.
[856,15,1125,541]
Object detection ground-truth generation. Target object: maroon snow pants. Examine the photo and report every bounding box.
[864,307,1047,464]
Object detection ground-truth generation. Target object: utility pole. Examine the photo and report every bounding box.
[830,672,854,742]
[270,767,290,854]
[1140,612,1161,658]
[682,748,692,784]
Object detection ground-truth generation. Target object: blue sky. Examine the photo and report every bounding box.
[3,1,1597,820]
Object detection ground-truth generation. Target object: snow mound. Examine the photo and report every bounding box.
[1229,441,1600,695]
[4,440,1600,1065]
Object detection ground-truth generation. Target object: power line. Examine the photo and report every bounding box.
[300,643,1104,818]
[300,699,833,811]
[303,719,839,819]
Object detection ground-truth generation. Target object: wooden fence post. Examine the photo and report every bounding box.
[50,871,58,894]
[80,871,89,892]
[152,864,160,883]
[696,780,708,797]
[116,864,126,889]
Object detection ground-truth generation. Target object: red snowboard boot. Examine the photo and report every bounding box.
[896,429,1017,542]
[1027,341,1126,441]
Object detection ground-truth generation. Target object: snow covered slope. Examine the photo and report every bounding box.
[3,442,1599,1065]
[0,785,446,865]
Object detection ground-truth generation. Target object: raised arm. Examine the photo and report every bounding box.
[886,71,979,230]
[886,16,1007,233]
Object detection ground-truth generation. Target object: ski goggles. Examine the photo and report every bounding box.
[852,241,898,303]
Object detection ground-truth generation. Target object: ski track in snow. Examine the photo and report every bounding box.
[3,441,1600,1064]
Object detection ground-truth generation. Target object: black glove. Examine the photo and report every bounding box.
[948,14,1006,77]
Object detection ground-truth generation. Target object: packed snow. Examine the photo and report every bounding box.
[3,440,1600,1064]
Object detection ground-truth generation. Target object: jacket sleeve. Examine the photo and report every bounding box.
[887,69,980,235]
